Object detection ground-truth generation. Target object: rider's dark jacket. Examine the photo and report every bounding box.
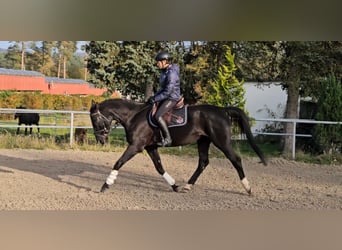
[153,64,181,102]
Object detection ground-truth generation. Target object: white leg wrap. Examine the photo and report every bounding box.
[163,172,175,186]
[241,177,251,192]
[106,170,118,185]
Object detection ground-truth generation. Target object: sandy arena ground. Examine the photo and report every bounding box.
[0,149,341,210]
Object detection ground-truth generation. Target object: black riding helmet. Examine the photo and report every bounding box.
[155,51,171,62]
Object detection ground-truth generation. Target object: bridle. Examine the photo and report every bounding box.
[90,110,112,138]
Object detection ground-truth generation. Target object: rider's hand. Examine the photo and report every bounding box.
[146,96,155,105]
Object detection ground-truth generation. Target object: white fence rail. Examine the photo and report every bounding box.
[252,118,341,159]
[0,108,341,159]
[0,108,91,146]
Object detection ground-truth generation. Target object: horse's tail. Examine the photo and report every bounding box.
[225,107,267,166]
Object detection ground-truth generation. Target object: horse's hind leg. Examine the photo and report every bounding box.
[215,142,251,195]
[182,137,211,192]
[146,147,179,192]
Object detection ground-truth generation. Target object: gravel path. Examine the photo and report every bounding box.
[0,149,341,210]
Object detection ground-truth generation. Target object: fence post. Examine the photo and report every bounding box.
[70,112,74,146]
[292,121,297,160]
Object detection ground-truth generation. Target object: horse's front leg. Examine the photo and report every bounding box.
[181,137,211,193]
[100,145,139,192]
[146,147,179,192]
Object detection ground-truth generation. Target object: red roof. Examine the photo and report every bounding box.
[0,68,115,96]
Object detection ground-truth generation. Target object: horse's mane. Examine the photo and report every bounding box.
[101,98,146,110]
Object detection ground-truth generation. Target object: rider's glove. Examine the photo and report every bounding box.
[146,96,155,105]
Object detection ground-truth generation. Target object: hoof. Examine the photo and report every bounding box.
[171,184,179,192]
[241,178,252,196]
[171,184,192,193]
[100,183,109,193]
[247,188,252,196]
[180,184,192,193]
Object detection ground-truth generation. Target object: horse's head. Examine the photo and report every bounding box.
[90,100,112,145]
[14,106,26,120]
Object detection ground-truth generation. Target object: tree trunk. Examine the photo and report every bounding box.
[282,80,300,157]
[144,82,154,101]
[57,53,61,78]
[63,56,66,79]
[84,56,87,81]
[21,42,25,70]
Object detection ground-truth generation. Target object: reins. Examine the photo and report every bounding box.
[90,110,112,123]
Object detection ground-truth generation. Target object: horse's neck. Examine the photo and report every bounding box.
[106,101,146,125]
[124,103,149,124]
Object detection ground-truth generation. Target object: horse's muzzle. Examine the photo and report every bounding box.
[95,134,108,145]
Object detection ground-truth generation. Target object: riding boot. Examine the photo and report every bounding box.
[156,117,172,147]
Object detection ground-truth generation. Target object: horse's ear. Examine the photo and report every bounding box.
[91,100,98,108]
[90,100,99,112]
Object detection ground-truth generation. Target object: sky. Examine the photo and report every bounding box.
[0,41,10,49]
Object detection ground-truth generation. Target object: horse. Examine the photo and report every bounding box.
[14,106,40,135]
[90,98,267,195]
[75,128,88,145]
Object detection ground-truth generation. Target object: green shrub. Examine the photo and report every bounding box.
[312,75,342,154]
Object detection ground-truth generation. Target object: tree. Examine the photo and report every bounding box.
[312,75,342,154]
[0,51,6,67]
[85,41,121,93]
[26,41,56,75]
[39,41,56,76]
[67,54,86,79]
[180,41,208,104]
[205,41,234,80]
[86,41,171,100]
[279,42,342,156]
[204,45,246,112]
[0,41,86,79]
[232,41,342,157]
[113,41,161,100]
[4,42,21,69]
[56,41,77,78]
[180,41,246,105]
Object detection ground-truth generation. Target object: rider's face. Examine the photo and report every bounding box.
[157,60,168,69]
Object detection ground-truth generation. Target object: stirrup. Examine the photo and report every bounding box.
[157,138,172,147]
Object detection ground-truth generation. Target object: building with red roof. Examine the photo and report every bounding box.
[0,68,113,96]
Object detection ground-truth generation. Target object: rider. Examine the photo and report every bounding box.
[147,51,181,147]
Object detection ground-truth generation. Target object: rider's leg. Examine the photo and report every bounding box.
[157,116,172,146]
[155,99,176,147]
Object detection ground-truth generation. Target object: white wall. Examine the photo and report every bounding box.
[244,82,287,132]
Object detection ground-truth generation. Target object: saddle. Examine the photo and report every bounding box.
[148,98,188,128]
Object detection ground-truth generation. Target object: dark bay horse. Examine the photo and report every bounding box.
[14,106,40,135]
[90,99,267,195]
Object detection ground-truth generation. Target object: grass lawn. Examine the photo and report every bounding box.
[0,126,340,165]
